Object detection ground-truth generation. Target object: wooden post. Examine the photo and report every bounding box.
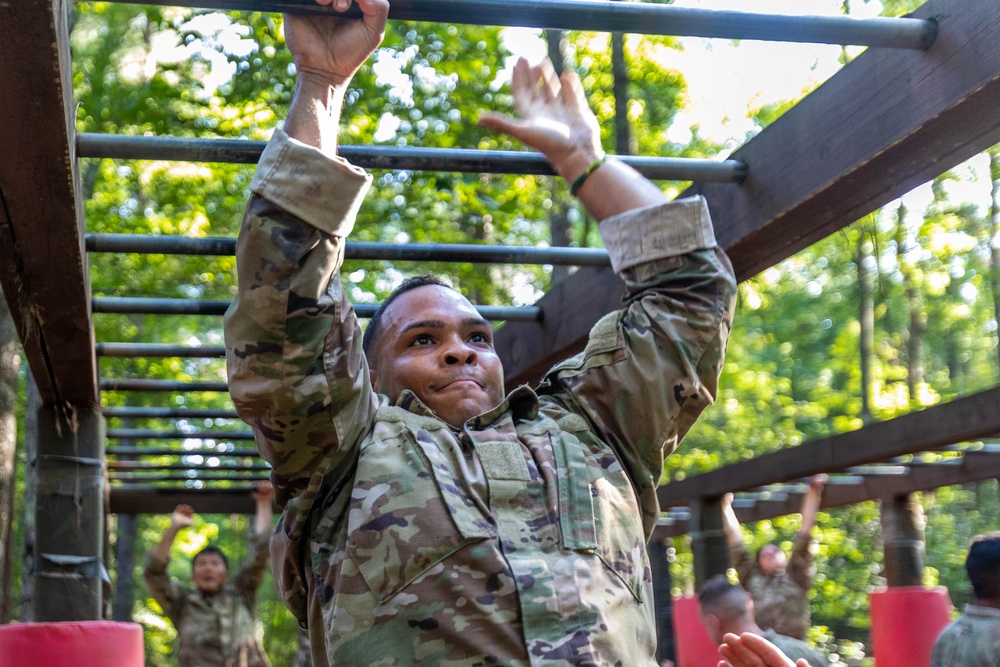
[880,492,925,587]
[690,497,729,590]
[648,536,676,665]
[33,405,106,621]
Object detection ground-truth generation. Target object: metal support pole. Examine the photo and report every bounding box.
[103,406,239,419]
[648,536,676,666]
[86,232,615,265]
[100,379,229,393]
[101,0,937,49]
[689,496,729,591]
[34,404,106,621]
[92,296,542,321]
[880,492,926,587]
[97,343,227,359]
[78,134,747,182]
[106,429,255,440]
[107,446,260,458]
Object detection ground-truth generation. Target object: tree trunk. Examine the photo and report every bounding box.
[19,371,39,622]
[894,202,926,399]
[611,31,633,156]
[857,227,875,422]
[293,627,314,667]
[0,298,20,622]
[990,149,1000,379]
[546,30,573,286]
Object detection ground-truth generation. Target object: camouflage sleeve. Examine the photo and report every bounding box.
[787,529,816,590]
[539,196,737,535]
[225,127,378,538]
[142,551,185,625]
[730,539,754,585]
[234,530,272,604]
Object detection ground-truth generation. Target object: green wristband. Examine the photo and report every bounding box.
[569,153,609,196]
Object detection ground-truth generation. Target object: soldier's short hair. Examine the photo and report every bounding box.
[362,274,453,361]
[699,575,752,621]
[967,531,1000,601]
[193,545,229,571]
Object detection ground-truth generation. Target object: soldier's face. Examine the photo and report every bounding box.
[192,553,228,594]
[757,543,787,575]
[370,285,505,427]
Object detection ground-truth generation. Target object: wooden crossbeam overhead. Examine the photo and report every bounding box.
[652,450,1000,539]
[496,0,1000,388]
[0,0,96,406]
[657,386,1000,508]
[110,487,261,514]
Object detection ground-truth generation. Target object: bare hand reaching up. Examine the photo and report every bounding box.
[478,57,603,185]
[718,633,810,667]
[284,0,390,86]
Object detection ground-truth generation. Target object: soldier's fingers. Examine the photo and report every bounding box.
[538,58,561,103]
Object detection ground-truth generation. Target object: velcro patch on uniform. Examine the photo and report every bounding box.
[476,441,531,481]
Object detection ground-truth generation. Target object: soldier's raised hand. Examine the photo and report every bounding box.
[718,633,810,667]
[479,58,603,185]
[284,0,389,87]
[251,481,274,505]
[170,504,195,530]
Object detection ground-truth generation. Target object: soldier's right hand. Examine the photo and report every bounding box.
[170,504,195,529]
[284,0,389,87]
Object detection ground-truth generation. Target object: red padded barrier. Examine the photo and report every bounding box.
[673,595,723,667]
[0,621,144,667]
[870,587,953,667]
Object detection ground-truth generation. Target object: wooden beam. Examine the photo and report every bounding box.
[658,387,1000,508]
[690,0,1000,280]
[498,266,624,388]
[109,488,259,515]
[653,449,1000,539]
[0,0,96,406]
[497,0,1000,386]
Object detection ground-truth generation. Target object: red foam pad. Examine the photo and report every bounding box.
[673,595,723,667]
[0,621,144,667]
[870,586,953,667]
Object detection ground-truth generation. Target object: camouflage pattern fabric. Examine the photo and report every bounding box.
[762,630,829,667]
[931,604,1000,667]
[143,532,272,667]
[225,129,737,667]
[732,531,814,640]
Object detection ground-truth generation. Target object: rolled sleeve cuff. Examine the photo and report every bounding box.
[249,127,373,237]
[598,195,717,274]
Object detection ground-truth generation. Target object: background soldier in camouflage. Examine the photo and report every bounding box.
[144,482,274,667]
[723,474,828,640]
[699,576,829,667]
[224,0,737,664]
[931,532,1000,666]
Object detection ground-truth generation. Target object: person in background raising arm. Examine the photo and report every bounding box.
[723,475,828,640]
[224,0,737,664]
[143,482,274,667]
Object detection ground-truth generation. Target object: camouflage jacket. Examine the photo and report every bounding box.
[143,532,271,667]
[762,630,829,667]
[226,128,737,667]
[931,604,1000,667]
[732,531,815,640]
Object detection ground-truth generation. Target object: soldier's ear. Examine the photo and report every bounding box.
[370,368,380,392]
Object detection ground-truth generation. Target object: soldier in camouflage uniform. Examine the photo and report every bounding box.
[722,475,827,640]
[931,532,1000,667]
[699,576,828,667]
[224,0,737,664]
[143,482,274,667]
